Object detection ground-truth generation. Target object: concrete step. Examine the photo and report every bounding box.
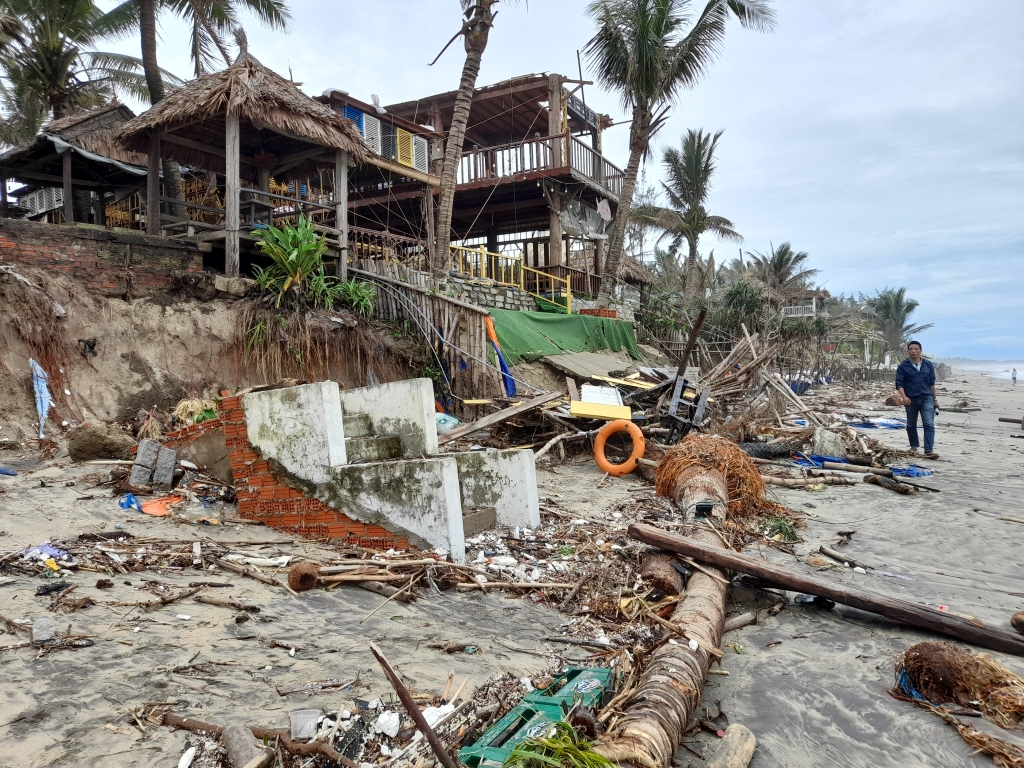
[342,413,373,438]
[462,506,497,537]
[345,435,403,463]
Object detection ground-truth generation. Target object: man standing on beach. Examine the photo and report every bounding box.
[894,341,939,459]
[1013,368,1017,387]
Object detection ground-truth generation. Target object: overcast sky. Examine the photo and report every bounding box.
[99,0,1024,359]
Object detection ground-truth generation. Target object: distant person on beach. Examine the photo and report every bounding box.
[1013,368,1017,387]
[894,341,939,459]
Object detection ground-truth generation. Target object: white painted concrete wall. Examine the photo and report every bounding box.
[338,377,439,457]
[243,382,347,484]
[316,457,466,563]
[454,449,540,529]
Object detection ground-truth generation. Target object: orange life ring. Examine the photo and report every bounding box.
[593,419,646,477]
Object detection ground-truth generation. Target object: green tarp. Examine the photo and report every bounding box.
[488,308,642,365]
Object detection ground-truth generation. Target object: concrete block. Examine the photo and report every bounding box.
[135,438,161,468]
[152,446,177,487]
[312,456,466,562]
[129,462,153,486]
[812,427,845,458]
[213,275,254,296]
[342,413,373,438]
[338,378,438,457]
[463,506,498,537]
[453,449,540,529]
[244,381,347,484]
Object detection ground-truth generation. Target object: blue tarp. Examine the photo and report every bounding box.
[29,358,51,439]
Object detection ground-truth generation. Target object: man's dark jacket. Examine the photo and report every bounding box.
[895,358,936,398]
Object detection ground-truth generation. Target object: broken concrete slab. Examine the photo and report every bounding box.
[244,381,347,483]
[345,435,403,463]
[338,378,438,458]
[135,438,161,469]
[67,422,136,461]
[542,351,636,381]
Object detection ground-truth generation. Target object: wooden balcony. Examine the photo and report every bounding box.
[456,133,624,200]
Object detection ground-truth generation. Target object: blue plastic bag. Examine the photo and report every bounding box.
[118,493,143,513]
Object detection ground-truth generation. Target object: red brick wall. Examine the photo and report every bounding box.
[0,218,206,297]
[161,396,409,549]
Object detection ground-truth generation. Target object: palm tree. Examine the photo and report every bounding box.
[584,0,774,306]
[0,0,154,145]
[865,287,933,353]
[632,128,740,301]
[745,241,818,306]
[430,0,510,277]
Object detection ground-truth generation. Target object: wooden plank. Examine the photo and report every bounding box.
[628,523,1024,657]
[224,113,240,277]
[591,374,656,390]
[438,392,561,445]
[565,377,579,401]
[569,400,630,421]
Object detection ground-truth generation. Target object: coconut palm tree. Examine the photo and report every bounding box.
[0,0,155,145]
[745,241,818,306]
[585,0,774,306]
[865,286,933,353]
[430,0,513,276]
[632,128,740,301]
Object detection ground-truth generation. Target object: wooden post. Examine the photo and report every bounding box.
[547,74,564,167]
[595,238,604,276]
[0,176,7,218]
[94,187,106,226]
[224,114,240,277]
[146,133,161,235]
[548,191,563,267]
[335,149,349,281]
[62,150,74,224]
[423,185,436,272]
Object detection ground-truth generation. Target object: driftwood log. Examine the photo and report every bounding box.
[864,474,917,494]
[639,553,686,595]
[629,523,1024,657]
[596,465,729,768]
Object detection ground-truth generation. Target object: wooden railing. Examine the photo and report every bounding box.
[448,245,573,313]
[568,136,624,198]
[456,134,557,186]
[349,226,428,267]
[350,268,502,403]
[530,265,600,298]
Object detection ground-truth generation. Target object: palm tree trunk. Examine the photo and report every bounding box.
[138,0,186,223]
[683,237,700,302]
[597,105,650,306]
[431,5,493,277]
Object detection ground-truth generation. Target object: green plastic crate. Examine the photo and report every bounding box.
[459,701,564,768]
[524,666,613,710]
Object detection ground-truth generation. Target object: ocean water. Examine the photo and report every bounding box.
[941,359,1024,380]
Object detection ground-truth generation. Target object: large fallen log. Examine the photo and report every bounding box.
[595,464,730,768]
[629,523,1024,657]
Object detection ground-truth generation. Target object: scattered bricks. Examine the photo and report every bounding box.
[151,446,177,487]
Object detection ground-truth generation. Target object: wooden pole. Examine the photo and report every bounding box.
[547,74,564,167]
[0,175,7,218]
[335,149,349,281]
[225,115,240,277]
[146,133,161,235]
[62,149,74,224]
[628,522,1024,657]
[548,191,563,267]
[369,642,459,768]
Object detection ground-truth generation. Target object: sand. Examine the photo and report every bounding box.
[3,363,1023,767]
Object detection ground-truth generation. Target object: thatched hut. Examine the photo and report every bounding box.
[117,52,371,276]
[0,104,147,225]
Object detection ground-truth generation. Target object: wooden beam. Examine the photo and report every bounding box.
[364,155,440,187]
[548,74,564,166]
[349,186,427,209]
[272,145,331,176]
[224,113,240,277]
[438,392,562,445]
[628,523,1024,657]
[62,150,74,224]
[335,149,349,281]
[146,134,160,235]
[160,133,257,167]
[0,169,102,188]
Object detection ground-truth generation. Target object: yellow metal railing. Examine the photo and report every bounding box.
[448,244,572,313]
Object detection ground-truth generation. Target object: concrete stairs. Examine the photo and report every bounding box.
[342,413,403,463]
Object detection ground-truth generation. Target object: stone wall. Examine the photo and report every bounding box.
[438,275,536,312]
[0,218,206,297]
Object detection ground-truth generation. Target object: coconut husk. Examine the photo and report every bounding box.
[172,398,216,425]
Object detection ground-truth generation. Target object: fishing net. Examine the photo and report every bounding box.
[655,434,789,519]
[893,642,1024,767]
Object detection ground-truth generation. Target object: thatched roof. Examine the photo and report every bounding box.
[618,256,656,285]
[45,104,145,165]
[117,53,369,178]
